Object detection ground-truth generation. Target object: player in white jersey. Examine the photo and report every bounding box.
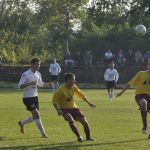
[49,58,61,91]
[104,61,119,101]
[18,58,51,138]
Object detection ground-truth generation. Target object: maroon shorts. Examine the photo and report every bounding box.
[61,108,84,121]
[135,94,150,110]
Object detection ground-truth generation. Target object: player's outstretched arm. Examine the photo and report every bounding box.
[116,84,130,97]
[83,97,96,108]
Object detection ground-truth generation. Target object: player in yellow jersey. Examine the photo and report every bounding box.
[52,73,96,142]
[116,59,150,135]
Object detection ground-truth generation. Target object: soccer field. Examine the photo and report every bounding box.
[0,89,150,150]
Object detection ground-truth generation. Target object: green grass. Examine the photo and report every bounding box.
[0,89,150,150]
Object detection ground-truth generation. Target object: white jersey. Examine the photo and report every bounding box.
[104,68,119,82]
[49,63,61,75]
[18,69,44,98]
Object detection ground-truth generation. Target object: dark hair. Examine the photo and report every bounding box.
[31,58,40,65]
[64,73,75,82]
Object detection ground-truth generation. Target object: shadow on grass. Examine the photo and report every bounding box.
[0,138,149,150]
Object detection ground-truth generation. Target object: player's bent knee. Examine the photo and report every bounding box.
[139,99,147,111]
[64,113,74,123]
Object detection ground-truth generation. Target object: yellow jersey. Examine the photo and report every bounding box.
[128,71,150,95]
[52,84,85,109]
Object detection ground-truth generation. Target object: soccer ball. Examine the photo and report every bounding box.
[135,24,146,36]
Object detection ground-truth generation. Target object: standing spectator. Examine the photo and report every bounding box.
[144,51,150,62]
[127,49,134,63]
[49,58,61,91]
[18,58,51,138]
[135,50,144,63]
[84,50,93,68]
[116,49,126,66]
[63,51,75,66]
[104,50,113,65]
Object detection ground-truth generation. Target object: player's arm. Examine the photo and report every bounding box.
[116,84,130,97]
[18,73,37,89]
[115,70,119,82]
[74,85,96,108]
[83,96,96,108]
[52,90,63,116]
[116,71,140,97]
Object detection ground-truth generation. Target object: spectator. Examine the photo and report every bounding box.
[135,50,144,63]
[74,52,83,67]
[64,51,75,66]
[104,49,114,65]
[116,49,126,66]
[144,51,150,62]
[127,49,134,63]
[84,50,93,68]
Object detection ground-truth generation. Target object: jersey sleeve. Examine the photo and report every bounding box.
[115,70,119,82]
[37,73,44,87]
[73,85,85,100]
[128,72,140,86]
[104,69,108,81]
[18,73,27,88]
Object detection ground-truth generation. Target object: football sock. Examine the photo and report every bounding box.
[141,110,147,128]
[21,116,33,125]
[35,119,46,135]
[84,124,90,139]
[69,123,80,138]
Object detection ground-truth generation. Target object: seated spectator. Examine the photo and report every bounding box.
[84,50,93,68]
[135,50,144,63]
[63,50,75,66]
[116,49,126,65]
[127,49,134,63]
[104,49,114,65]
[143,51,150,62]
[74,52,83,67]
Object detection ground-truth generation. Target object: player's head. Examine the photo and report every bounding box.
[52,58,56,63]
[108,61,114,69]
[64,73,76,86]
[147,59,150,71]
[31,58,41,71]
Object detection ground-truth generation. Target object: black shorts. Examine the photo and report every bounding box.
[135,94,150,111]
[51,75,59,81]
[106,81,116,89]
[23,97,39,111]
[61,108,84,121]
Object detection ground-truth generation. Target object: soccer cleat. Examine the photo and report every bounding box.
[142,126,148,134]
[77,136,83,142]
[41,134,48,138]
[148,134,150,139]
[18,121,24,134]
[86,137,96,141]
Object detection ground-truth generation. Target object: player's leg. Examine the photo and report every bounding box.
[18,98,34,133]
[31,108,48,138]
[64,113,83,142]
[136,97,148,134]
[77,117,95,141]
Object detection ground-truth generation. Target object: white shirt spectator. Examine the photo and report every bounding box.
[104,68,119,82]
[105,51,113,59]
[18,69,44,98]
[49,63,61,75]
